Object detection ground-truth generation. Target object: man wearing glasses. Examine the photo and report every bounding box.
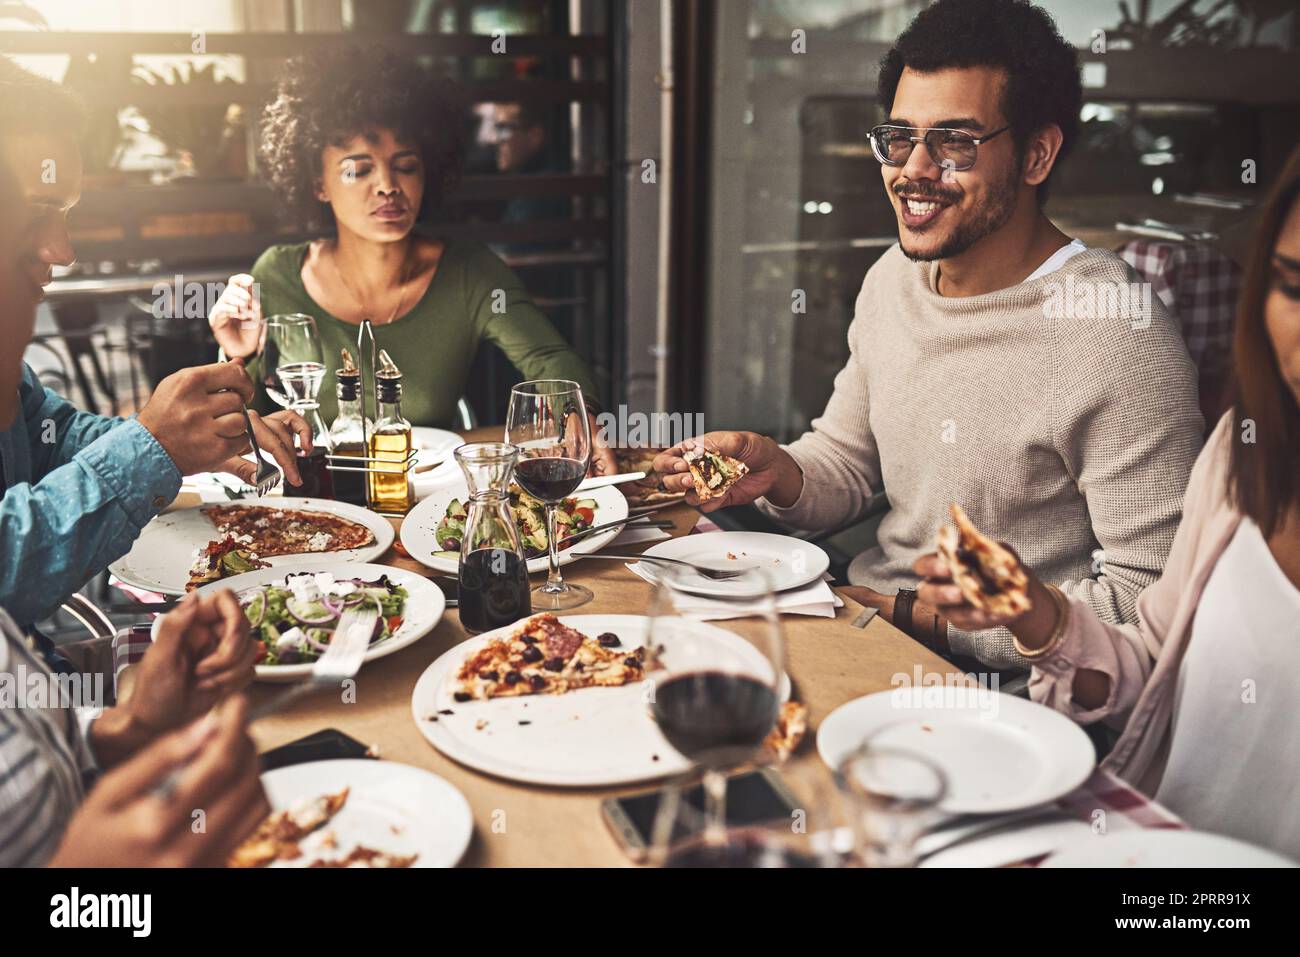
[656,0,1203,676]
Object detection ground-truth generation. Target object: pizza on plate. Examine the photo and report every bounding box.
[453,614,651,701]
[202,504,376,558]
[186,535,270,591]
[229,788,350,868]
[683,446,749,502]
[935,503,1032,617]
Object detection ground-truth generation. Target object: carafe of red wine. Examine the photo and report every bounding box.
[455,443,531,633]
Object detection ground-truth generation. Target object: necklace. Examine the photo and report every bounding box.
[335,241,416,326]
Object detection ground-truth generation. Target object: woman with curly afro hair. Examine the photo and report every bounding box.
[208,45,611,474]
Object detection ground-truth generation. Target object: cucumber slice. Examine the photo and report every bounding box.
[286,597,334,626]
[241,589,267,629]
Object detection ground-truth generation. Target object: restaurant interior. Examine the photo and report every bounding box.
[2,0,1299,877]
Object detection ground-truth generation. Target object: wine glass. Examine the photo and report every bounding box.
[646,565,785,849]
[505,379,592,610]
[263,313,325,413]
[836,737,948,867]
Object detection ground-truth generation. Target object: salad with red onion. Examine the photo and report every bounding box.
[241,571,409,666]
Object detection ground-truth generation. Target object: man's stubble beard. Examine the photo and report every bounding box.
[898,162,1020,263]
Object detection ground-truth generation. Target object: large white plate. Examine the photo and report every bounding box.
[411,614,788,788]
[110,497,395,596]
[259,759,472,867]
[173,562,445,682]
[400,482,629,576]
[411,427,465,499]
[1043,829,1297,868]
[637,532,830,597]
[817,689,1095,815]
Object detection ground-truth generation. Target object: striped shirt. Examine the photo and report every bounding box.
[0,608,95,866]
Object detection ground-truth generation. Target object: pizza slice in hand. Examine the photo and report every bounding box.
[453,614,650,701]
[683,446,749,502]
[935,503,1032,618]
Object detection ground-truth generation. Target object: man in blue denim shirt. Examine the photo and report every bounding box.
[0,57,311,627]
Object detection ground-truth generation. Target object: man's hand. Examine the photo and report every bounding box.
[218,409,314,488]
[91,589,258,768]
[587,412,616,477]
[839,583,951,654]
[137,362,258,476]
[652,431,803,512]
[208,274,264,361]
[48,697,269,868]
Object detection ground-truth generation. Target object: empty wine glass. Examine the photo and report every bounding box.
[836,738,948,867]
[505,379,592,610]
[646,565,785,848]
[263,313,325,413]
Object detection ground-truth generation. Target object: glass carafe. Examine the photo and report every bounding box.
[455,443,531,634]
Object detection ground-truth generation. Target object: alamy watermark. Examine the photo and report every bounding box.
[889,665,1001,719]
[595,404,704,449]
[0,665,104,710]
[1042,274,1153,329]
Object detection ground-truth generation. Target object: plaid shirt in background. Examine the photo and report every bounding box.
[1117,240,1241,384]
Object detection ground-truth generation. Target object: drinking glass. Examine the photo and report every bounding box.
[505,379,592,610]
[646,565,785,847]
[836,738,948,867]
[263,313,325,413]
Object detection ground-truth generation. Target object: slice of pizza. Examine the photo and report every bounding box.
[763,701,808,763]
[202,505,375,558]
[453,614,650,701]
[186,535,270,591]
[229,788,350,868]
[935,503,1032,618]
[683,446,749,501]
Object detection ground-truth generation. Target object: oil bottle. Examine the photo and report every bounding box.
[367,349,414,514]
[328,348,371,507]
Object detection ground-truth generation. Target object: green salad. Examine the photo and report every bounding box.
[434,483,597,560]
[242,572,409,666]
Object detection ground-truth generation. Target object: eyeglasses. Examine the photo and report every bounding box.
[868,125,1010,172]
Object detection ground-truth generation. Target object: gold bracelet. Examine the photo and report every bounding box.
[1013,584,1070,661]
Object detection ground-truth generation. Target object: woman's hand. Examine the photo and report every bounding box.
[653,432,804,513]
[209,274,264,361]
[48,698,269,869]
[912,548,1059,648]
[91,590,258,768]
[838,584,952,654]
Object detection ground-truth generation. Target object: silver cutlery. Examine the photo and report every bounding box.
[574,552,756,581]
[913,807,1073,864]
[238,404,281,496]
[559,516,674,546]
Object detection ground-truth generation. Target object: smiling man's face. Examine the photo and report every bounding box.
[1,129,82,302]
[882,66,1023,262]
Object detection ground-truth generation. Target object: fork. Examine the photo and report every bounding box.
[573,553,755,581]
[237,404,282,497]
[248,603,380,722]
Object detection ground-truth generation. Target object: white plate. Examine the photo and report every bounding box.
[411,614,789,787]
[411,427,465,499]
[817,689,1095,815]
[169,562,445,682]
[637,532,830,597]
[400,482,629,576]
[110,497,395,596]
[258,759,472,867]
[1043,829,1297,868]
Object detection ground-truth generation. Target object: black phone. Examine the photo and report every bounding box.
[260,728,374,772]
[601,769,801,862]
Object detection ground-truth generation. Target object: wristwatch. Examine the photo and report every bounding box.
[894,588,918,635]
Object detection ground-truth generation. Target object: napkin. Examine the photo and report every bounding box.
[624,563,843,620]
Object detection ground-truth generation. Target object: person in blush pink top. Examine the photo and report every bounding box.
[915,145,1300,856]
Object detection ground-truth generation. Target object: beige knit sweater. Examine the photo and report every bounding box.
[759,243,1205,670]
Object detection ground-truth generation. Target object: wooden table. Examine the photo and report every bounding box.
[242,428,960,867]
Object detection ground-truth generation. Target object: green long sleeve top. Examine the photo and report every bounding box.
[246,239,600,427]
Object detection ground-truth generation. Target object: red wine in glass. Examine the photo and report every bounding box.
[513,457,586,503]
[651,671,780,768]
